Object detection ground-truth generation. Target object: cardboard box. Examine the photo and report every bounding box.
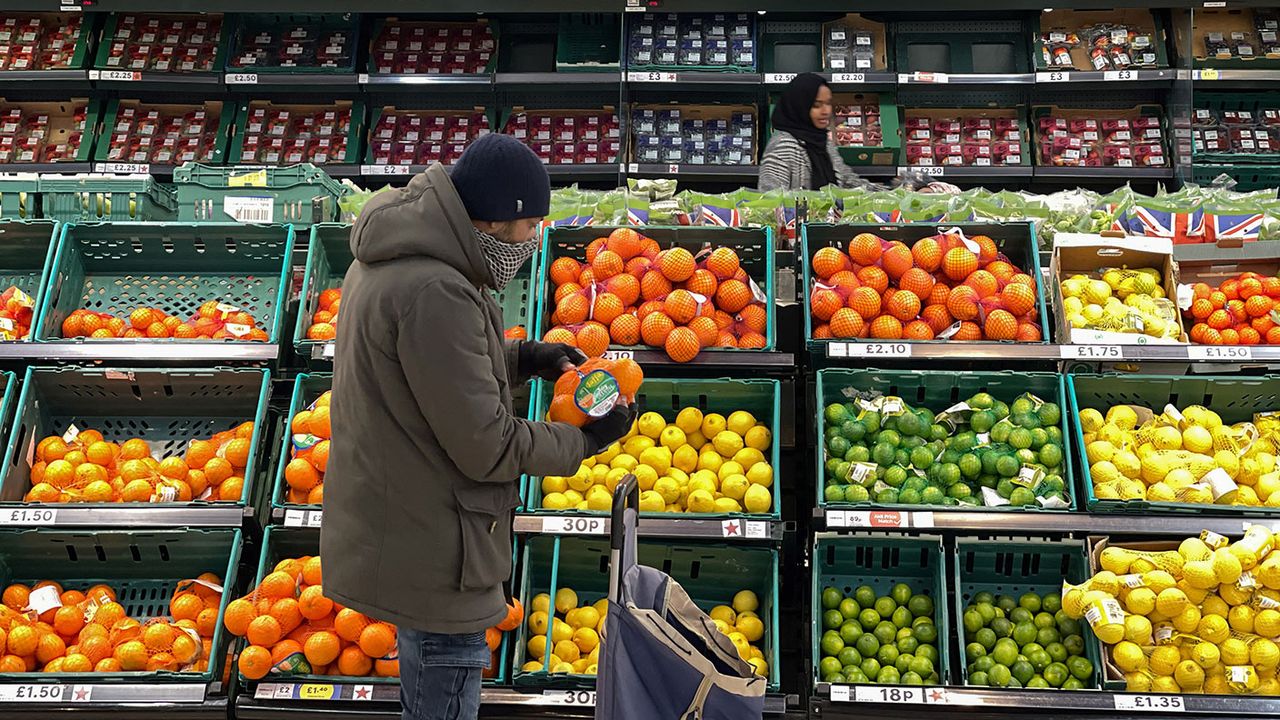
[1185,8,1280,64]
[1036,9,1166,71]
[1050,232,1188,344]
[902,107,1028,166]
[821,14,888,73]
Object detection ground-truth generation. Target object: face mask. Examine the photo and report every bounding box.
[474,228,537,290]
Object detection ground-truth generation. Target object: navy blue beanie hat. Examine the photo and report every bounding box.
[448,133,551,221]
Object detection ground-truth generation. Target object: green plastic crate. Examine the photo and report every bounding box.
[0,366,271,507]
[893,23,1030,74]
[366,18,500,76]
[272,373,329,511]
[536,226,776,351]
[815,368,1075,511]
[174,163,349,227]
[0,527,242,682]
[93,99,232,166]
[514,535,780,690]
[556,14,620,71]
[952,538,1104,689]
[227,14,360,75]
[39,174,178,222]
[1195,93,1280,164]
[811,534,950,686]
[34,222,294,344]
[0,174,41,219]
[0,219,58,339]
[0,12,96,73]
[800,222,1050,350]
[92,13,231,74]
[1192,163,1280,191]
[1068,373,1280,515]
[247,526,512,685]
[525,376,781,519]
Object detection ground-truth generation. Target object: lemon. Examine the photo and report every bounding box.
[748,657,769,676]
[1202,595,1230,619]
[654,477,680,504]
[1164,468,1195,488]
[659,426,686,451]
[1125,587,1157,615]
[732,590,759,615]
[1191,641,1220,669]
[1092,461,1122,484]
[676,407,704,435]
[686,431,707,450]
[1221,637,1250,666]
[638,490,665,512]
[1150,645,1182,675]
[1183,425,1214,454]
[554,639,580,663]
[587,492,612,511]
[1090,570,1122,594]
[1113,451,1142,479]
[637,412,665,439]
[1182,559,1218,590]
[1124,615,1153,644]
[554,589,579,615]
[1086,440,1118,464]
[1216,450,1241,480]
[605,467,630,492]
[550,661,574,674]
[1252,638,1280,671]
[575,606,600,631]
[728,631,752,660]
[1107,405,1140,431]
[1173,604,1201,633]
[1179,537,1212,562]
[542,491,570,510]
[687,489,715,513]
[1126,672,1153,692]
[1261,677,1280,696]
[717,461,745,483]
[1079,408,1105,433]
[633,464,658,491]
[610,453,637,472]
[573,627,600,654]
[564,489,585,506]
[713,431,745,458]
[1151,426,1184,451]
[726,411,757,436]
[721,474,750,501]
[1197,614,1230,644]
[1086,279,1113,305]
[624,435,655,458]
[590,464,610,485]
[744,425,771,451]
[1229,605,1257,634]
[1256,609,1280,638]
[1147,483,1176,502]
[527,634,548,660]
[1175,660,1205,691]
[1213,547,1243,584]
[710,605,736,625]
[1113,641,1148,672]
[1151,675,1180,693]
[668,467,688,485]
[701,413,727,439]
[690,469,718,490]
[746,463,774,488]
[715,497,743,513]
[1154,587,1187,617]
[542,474,569,495]
[698,450,723,474]
[733,448,765,469]
[672,445,698,474]
[639,447,672,476]
[743,484,771,514]
[1094,482,1121,499]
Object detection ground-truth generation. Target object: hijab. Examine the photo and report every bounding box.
[771,72,836,190]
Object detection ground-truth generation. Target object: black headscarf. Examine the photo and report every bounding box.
[771,72,836,190]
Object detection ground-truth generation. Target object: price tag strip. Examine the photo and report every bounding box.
[829,684,949,704]
[626,71,677,83]
[0,683,206,703]
[253,682,386,702]
[1060,345,1122,360]
[1113,693,1184,711]
[827,342,913,359]
[282,509,323,528]
[0,508,57,525]
[541,516,606,535]
[1189,346,1253,361]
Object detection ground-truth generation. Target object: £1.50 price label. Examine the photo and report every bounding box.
[0,508,56,525]
[1188,345,1252,361]
[0,684,66,701]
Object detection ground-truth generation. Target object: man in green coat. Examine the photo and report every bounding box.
[322,134,634,720]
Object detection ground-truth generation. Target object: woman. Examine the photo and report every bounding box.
[759,72,872,191]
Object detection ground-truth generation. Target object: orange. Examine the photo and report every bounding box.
[62,315,85,337]
[358,623,397,659]
[921,305,953,334]
[664,290,698,324]
[829,308,865,339]
[298,585,333,621]
[606,228,643,260]
[375,658,400,677]
[590,293,624,326]
[812,246,849,279]
[305,630,342,666]
[60,589,85,606]
[1221,328,1240,345]
[604,274,640,306]
[986,260,1017,283]
[93,657,120,672]
[7,624,38,656]
[121,479,154,502]
[53,605,85,636]
[547,395,589,428]
[848,233,883,265]
[238,644,272,680]
[93,601,126,629]
[640,312,675,347]
[302,557,323,586]
[575,322,610,358]
[269,638,303,667]
[318,288,342,311]
[664,327,701,363]
[247,616,283,647]
[307,441,329,474]
[886,291,921,322]
[306,484,324,504]
[85,441,115,467]
[334,608,371,642]
[194,608,218,639]
[911,238,942,272]
[119,438,150,461]
[337,646,373,677]
[129,308,156,330]
[685,269,718,298]
[880,243,913,280]
[964,270,999,299]
[171,633,200,665]
[25,482,59,503]
[80,635,112,664]
[44,460,76,490]
[637,300,665,321]
[120,459,153,482]
[657,248,696,282]
[185,469,209,497]
[737,304,767,334]
[869,315,903,339]
[706,248,741,280]
[2,583,30,610]
[810,288,842,321]
[307,406,331,439]
[1016,323,1042,342]
[285,458,322,492]
[984,310,1018,341]
[171,594,204,623]
[236,422,255,441]
[640,269,673,301]
[945,285,980,321]
[223,599,257,637]
[847,287,882,320]
[542,327,577,347]
[687,316,719,348]
[715,280,752,314]
[549,257,582,287]
[554,281,584,305]
[591,249,624,280]
[111,638,147,671]
[158,457,188,481]
[222,439,251,469]
[270,598,304,635]
[203,457,233,486]
[79,313,104,335]
[143,622,177,652]
[972,235,999,263]
[816,324,834,340]
[1002,283,1037,317]
[899,268,935,302]
[259,571,298,600]
[943,247,979,281]
[856,266,889,295]
[903,320,935,340]
[609,314,640,346]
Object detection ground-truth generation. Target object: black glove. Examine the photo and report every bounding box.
[519,341,587,381]
[581,402,637,457]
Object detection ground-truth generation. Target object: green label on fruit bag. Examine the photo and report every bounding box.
[574,370,620,418]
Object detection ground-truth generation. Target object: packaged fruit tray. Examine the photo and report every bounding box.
[1068,373,1280,515]
[0,527,242,681]
[514,535,779,690]
[0,366,271,508]
[535,226,776,361]
[0,219,58,340]
[801,222,1049,348]
[953,538,1103,690]
[525,377,781,519]
[812,534,949,687]
[237,526,510,685]
[39,174,178,223]
[816,368,1074,511]
[34,222,294,344]
[174,164,349,227]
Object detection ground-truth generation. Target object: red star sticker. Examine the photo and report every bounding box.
[724,521,740,536]
[354,687,370,700]
[929,689,943,702]
[75,688,89,700]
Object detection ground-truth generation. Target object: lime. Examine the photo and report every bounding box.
[975,602,996,625]
[854,586,876,609]
[909,655,934,677]
[871,443,896,467]
[971,655,995,673]
[1028,648,1052,672]
[958,453,982,479]
[990,421,1012,444]
[992,638,1019,666]
[877,644,899,667]
[897,636,919,655]
[894,449,910,467]
[1029,428,1048,449]
[855,633,880,658]
[840,621,863,646]
[1010,487,1036,506]
[995,455,1020,478]
[970,410,995,434]
[844,669,867,684]
[821,630,845,657]
[966,641,987,661]
[1046,426,1064,446]
[822,587,843,610]
[823,671,846,684]
[1014,412,1041,431]
[1012,623,1037,646]
[1062,676,1085,690]
[1019,593,1042,613]
[824,486,846,503]
[843,485,870,503]
[952,431,978,451]
[862,411,881,434]
[1027,675,1050,689]
[874,596,897,618]
[1046,642,1068,664]
[916,643,939,666]
[902,670,924,685]
[860,658,881,679]
[890,583,913,606]
[873,621,897,646]
[991,400,1010,419]
[991,617,1013,639]
[930,424,949,441]
[938,463,962,486]
[837,646,861,669]
[969,393,995,409]
[820,656,842,678]
[969,670,989,686]
[877,429,902,447]
[1011,397,1036,416]
[876,666,900,684]
[1009,607,1032,625]
[1044,662,1068,687]
[827,436,851,459]
[1022,642,1043,658]
[825,404,851,425]
[1038,443,1063,468]
[825,426,842,443]
[912,622,938,645]
[949,483,974,500]
[874,488,898,504]
[1037,627,1060,647]
[908,594,933,619]
[988,663,1012,687]
[895,653,914,675]
[1063,634,1085,657]
[847,445,871,464]
[939,448,961,466]
[839,597,860,620]
[884,465,908,488]
[1038,403,1060,426]
[1055,612,1078,635]
[823,610,844,630]
[897,489,922,506]
[921,486,945,505]
[1067,655,1093,681]
[973,591,994,605]
[858,608,880,631]
[1008,427,1033,450]
[841,420,867,442]
[909,446,934,470]
[897,413,922,437]
[892,606,912,629]
[995,595,1016,614]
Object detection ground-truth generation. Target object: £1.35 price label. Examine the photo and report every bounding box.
[1113,694,1184,711]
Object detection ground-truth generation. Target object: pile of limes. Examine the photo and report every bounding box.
[961,591,1094,689]
[818,582,941,685]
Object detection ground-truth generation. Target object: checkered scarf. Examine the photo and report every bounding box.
[474,229,536,291]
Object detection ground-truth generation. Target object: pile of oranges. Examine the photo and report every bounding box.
[545,357,643,428]
[1185,272,1280,345]
[283,391,331,506]
[306,289,341,342]
[0,285,35,340]
[61,301,270,342]
[0,573,223,674]
[810,232,1043,342]
[24,423,256,504]
[542,229,769,363]
[227,555,397,680]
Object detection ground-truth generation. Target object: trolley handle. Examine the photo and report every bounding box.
[609,473,640,551]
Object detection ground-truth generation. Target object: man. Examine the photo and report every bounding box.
[322,134,635,720]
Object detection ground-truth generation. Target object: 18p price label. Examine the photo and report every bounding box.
[854,685,921,703]
[1113,694,1184,711]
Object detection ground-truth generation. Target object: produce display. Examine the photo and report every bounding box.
[1064,527,1280,695]
[1185,273,1280,345]
[809,230,1043,341]
[1039,24,1159,71]
[305,287,341,341]
[100,14,224,74]
[960,591,1095,688]
[104,102,222,165]
[24,422,257,504]
[0,285,35,340]
[60,302,271,341]
[627,13,756,70]
[821,390,1069,508]
[367,109,490,167]
[0,575,224,674]
[631,106,755,165]
[0,101,89,164]
[284,390,331,506]
[1193,108,1280,157]
[369,20,495,75]
[831,98,883,150]
[228,18,354,71]
[1059,267,1179,340]
[522,587,767,676]
[817,582,941,686]
[238,102,352,165]
[823,21,878,73]
[0,14,84,70]
[903,112,1024,168]
[1204,12,1280,61]
[501,109,621,166]
[541,228,769,361]
[1079,401,1280,507]
[1036,109,1167,168]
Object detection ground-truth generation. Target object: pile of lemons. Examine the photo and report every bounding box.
[539,408,775,514]
[1062,525,1280,695]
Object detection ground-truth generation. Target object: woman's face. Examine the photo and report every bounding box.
[810,85,833,130]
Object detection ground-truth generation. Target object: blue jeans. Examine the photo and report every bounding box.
[398,628,491,720]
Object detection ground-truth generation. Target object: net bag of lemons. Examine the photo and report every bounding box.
[1059,267,1179,340]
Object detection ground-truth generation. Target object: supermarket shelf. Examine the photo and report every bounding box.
[1034,68,1175,85]
[814,507,1276,536]
[0,69,92,86]
[274,507,324,528]
[901,166,1033,179]
[513,512,786,541]
[226,72,359,88]
[1192,68,1280,86]
[359,164,618,182]
[90,69,222,87]
[361,73,491,89]
[627,163,758,180]
[898,72,1034,85]
[816,340,1280,363]
[495,71,621,87]
[625,70,762,87]
[605,348,794,370]
[764,72,897,88]
[0,681,214,712]
[1034,166,1175,180]
[0,163,93,174]
[815,683,1280,717]
[0,504,248,528]
[0,341,279,363]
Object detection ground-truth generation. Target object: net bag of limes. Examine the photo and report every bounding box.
[595,475,766,720]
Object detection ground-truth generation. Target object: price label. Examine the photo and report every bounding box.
[223,196,274,224]
[1199,68,1220,80]
[0,684,66,701]
[1036,71,1069,82]
[544,690,596,706]
[1189,345,1253,361]
[627,71,677,83]
[1103,69,1136,81]
[97,70,141,82]
[298,684,334,700]
[541,516,606,535]
[845,510,906,528]
[283,509,322,528]
[0,508,57,525]
[900,72,948,84]
[825,510,847,528]
[322,342,335,359]
[94,163,149,175]
[1060,345,1121,360]
[846,342,912,358]
[764,73,796,84]
[830,72,866,83]
[1113,694,1185,711]
[855,685,922,703]
[360,164,412,176]
[1203,1,1226,6]
[601,350,634,361]
[226,72,259,84]
[829,685,851,702]
[914,166,945,176]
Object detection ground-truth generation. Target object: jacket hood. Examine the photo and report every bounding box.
[349,163,492,288]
